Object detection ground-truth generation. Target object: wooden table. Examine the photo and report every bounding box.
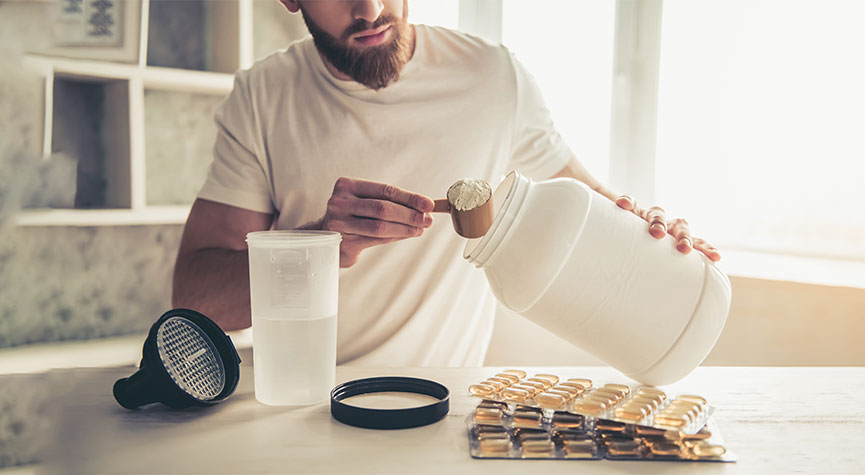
[37,356,865,474]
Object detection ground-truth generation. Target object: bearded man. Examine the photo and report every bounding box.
[172,0,720,366]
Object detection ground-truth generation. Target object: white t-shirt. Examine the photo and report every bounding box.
[198,25,575,367]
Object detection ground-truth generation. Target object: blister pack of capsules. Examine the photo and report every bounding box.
[466,370,736,462]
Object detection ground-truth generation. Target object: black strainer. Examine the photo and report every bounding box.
[113,308,241,409]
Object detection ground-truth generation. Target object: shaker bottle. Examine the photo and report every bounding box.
[464,171,731,386]
[246,231,341,406]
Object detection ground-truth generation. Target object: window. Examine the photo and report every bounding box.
[655,0,865,260]
[502,1,616,183]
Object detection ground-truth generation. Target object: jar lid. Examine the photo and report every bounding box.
[330,377,450,429]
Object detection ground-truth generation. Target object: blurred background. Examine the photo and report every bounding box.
[0,0,863,469]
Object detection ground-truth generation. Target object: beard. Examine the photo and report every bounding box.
[300,1,412,90]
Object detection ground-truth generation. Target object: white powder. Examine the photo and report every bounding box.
[447,178,492,211]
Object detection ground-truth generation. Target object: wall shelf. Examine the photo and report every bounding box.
[22,0,307,228]
[15,206,191,227]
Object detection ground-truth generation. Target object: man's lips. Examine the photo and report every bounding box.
[351,24,393,46]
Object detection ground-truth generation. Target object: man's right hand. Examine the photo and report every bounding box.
[318,177,435,267]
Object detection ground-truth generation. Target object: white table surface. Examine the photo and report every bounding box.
[36,355,865,474]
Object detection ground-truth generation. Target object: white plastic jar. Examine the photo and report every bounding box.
[464,171,731,385]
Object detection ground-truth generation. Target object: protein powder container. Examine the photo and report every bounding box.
[463,171,731,386]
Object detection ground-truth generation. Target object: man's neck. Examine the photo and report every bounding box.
[319,24,417,83]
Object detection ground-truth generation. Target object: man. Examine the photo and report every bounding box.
[173,0,720,366]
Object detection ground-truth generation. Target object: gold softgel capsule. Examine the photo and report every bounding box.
[502,388,529,404]
[551,412,584,430]
[647,440,683,457]
[573,400,606,415]
[526,378,553,389]
[691,442,727,458]
[503,369,527,379]
[535,392,566,410]
[533,373,560,385]
[567,378,593,389]
[479,439,512,456]
[606,438,644,457]
[473,406,504,424]
[494,373,520,384]
[482,379,506,391]
[487,377,513,387]
[469,384,495,397]
[521,440,555,458]
[603,383,631,395]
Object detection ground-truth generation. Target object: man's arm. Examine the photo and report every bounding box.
[550,157,720,261]
[172,198,274,331]
[173,178,434,330]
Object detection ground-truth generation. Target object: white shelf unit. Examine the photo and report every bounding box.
[17,0,254,227]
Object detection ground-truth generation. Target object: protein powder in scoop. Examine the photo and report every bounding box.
[447,178,492,211]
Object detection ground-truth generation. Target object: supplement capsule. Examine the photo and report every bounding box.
[513,407,543,428]
[516,429,551,442]
[558,382,587,393]
[545,389,576,402]
[502,388,529,404]
[561,437,598,459]
[487,377,513,387]
[595,420,627,433]
[533,373,560,385]
[503,369,527,379]
[517,381,547,392]
[593,387,625,400]
[647,440,682,457]
[567,378,593,389]
[494,373,520,383]
[521,440,555,458]
[585,393,617,405]
[535,392,566,410]
[482,380,506,391]
[473,407,504,424]
[469,384,495,397]
[512,384,541,395]
[477,400,508,410]
[573,400,606,415]
[678,394,708,406]
[606,439,644,457]
[614,411,644,422]
[691,442,727,458]
[619,404,651,417]
[550,386,580,397]
[637,387,667,399]
[654,414,688,428]
[526,378,553,389]
[476,425,509,440]
[635,426,667,437]
[551,412,584,430]
[479,439,512,456]
[629,395,661,409]
[604,383,631,395]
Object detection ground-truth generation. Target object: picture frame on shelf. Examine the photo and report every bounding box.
[40,0,142,64]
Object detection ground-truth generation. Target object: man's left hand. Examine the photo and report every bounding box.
[615,195,721,262]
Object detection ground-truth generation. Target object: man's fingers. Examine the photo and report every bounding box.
[645,206,667,239]
[328,216,424,238]
[668,218,692,254]
[342,178,435,213]
[616,195,635,211]
[693,237,722,262]
[351,198,432,228]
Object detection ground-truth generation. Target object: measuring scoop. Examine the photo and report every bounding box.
[432,196,494,239]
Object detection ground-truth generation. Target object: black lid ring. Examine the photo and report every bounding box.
[330,376,450,430]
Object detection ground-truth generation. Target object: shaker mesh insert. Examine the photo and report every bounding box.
[156,316,226,401]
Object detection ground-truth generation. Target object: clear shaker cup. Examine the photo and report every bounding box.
[245,231,341,406]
